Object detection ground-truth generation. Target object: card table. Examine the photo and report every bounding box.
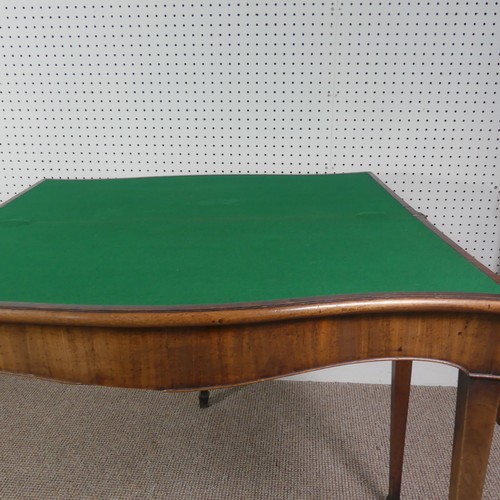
[0,172,498,499]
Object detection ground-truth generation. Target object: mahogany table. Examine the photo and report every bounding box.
[0,172,498,499]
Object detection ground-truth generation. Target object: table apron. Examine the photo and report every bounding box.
[0,311,498,390]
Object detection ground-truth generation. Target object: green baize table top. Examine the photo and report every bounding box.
[0,172,497,307]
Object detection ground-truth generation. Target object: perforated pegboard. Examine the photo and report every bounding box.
[0,1,498,272]
[0,1,334,185]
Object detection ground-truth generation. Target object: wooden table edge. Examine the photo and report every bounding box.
[0,292,499,327]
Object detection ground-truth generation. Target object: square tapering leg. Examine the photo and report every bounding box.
[387,360,413,500]
[449,371,500,500]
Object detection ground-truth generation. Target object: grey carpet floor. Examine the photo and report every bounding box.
[0,375,498,500]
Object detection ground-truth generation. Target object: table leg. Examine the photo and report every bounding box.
[449,371,500,500]
[387,360,413,500]
[199,390,210,408]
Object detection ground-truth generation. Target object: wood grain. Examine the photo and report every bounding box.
[449,371,500,500]
[388,360,413,500]
[0,307,498,390]
[0,293,499,327]
[1,304,497,499]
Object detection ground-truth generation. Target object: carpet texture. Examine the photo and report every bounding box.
[0,375,498,499]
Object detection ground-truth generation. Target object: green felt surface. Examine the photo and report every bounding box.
[0,173,498,307]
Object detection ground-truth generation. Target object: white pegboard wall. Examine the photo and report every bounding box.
[0,1,499,272]
[0,1,334,196]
